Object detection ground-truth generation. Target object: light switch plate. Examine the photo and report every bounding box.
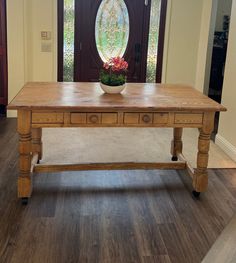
[41,31,51,40]
[41,42,52,52]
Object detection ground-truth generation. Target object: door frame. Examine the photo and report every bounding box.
[57,0,64,82]
[0,0,8,109]
[156,0,167,83]
[57,0,168,83]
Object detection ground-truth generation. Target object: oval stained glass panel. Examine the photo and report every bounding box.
[95,0,130,62]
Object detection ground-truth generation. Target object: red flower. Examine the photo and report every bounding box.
[103,57,128,72]
[103,62,110,70]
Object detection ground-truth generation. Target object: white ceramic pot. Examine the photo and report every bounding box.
[100,83,126,94]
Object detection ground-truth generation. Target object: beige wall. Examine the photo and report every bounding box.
[195,0,217,93]
[7,0,57,117]
[7,0,26,117]
[216,0,236,161]
[25,0,57,81]
[163,0,203,86]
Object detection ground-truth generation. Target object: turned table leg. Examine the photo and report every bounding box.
[32,128,43,163]
[17,110,32,204]
[171,128,183,161]
[192,113,215,197]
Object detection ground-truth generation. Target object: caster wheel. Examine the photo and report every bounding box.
[192,190,201,199]
[21,198,29,205]
[171,156,178,161]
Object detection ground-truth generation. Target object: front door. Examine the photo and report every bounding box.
[74,0,151,82]
[0,0,8,108]
[58,0,167,83]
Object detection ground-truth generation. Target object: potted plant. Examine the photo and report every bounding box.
[100,57,128,94]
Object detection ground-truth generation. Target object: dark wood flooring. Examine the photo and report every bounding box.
[0,118,236,263]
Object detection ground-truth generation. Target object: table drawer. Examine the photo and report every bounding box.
[87,113,102,124]
[71,113,87,124]
[71,112,118,125]
[124,112,168,125]
[174,113,203,124]
[124,113,154,125]
[102,113,118,124]
[124,113,140,124]
[140,113,153,125]
[32,112,64,123]
[153,113,169,124]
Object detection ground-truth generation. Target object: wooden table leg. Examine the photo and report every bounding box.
[17,110,32,204]
[192,113,215,197]
[32,128,43,163]
[171,128,183,161]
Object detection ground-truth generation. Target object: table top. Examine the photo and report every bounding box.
[8,82,226,112]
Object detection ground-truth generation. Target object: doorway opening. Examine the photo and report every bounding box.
[206,0,232,140]
[58,0,167,83]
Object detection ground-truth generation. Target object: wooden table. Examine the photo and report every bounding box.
[8,82,226,204]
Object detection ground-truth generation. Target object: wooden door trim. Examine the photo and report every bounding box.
[57,0,64,82]
[156,0,168,83]
[139,0,151,82]
[0,0,8,107]
[73,0,83,82]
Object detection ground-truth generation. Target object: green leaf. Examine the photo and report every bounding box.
[100,70,126,86]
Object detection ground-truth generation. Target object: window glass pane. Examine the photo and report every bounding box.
[95,0,130,62]
[146,0,161,83]
[63,0,75,81]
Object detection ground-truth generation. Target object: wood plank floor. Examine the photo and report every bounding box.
[202,214,236,263]
[0,118,236,263]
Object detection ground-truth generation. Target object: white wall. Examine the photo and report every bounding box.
[163,0,203,86]
[25,0,57,81]
[216,0,236,162]
[195,0,217,93]
[7,0,57,117]
[7,0,26,117]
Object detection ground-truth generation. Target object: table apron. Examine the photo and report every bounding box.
[30,110,205,128]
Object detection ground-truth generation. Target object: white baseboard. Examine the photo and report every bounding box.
[7,110,17,118]
[215,134,236,162]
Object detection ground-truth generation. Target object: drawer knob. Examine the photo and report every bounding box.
[89,115,99,123]
[142,114,151,123]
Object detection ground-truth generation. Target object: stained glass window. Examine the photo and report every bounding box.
[146,0,161,83]
[95,0,130,62]
[63,0,75,81]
